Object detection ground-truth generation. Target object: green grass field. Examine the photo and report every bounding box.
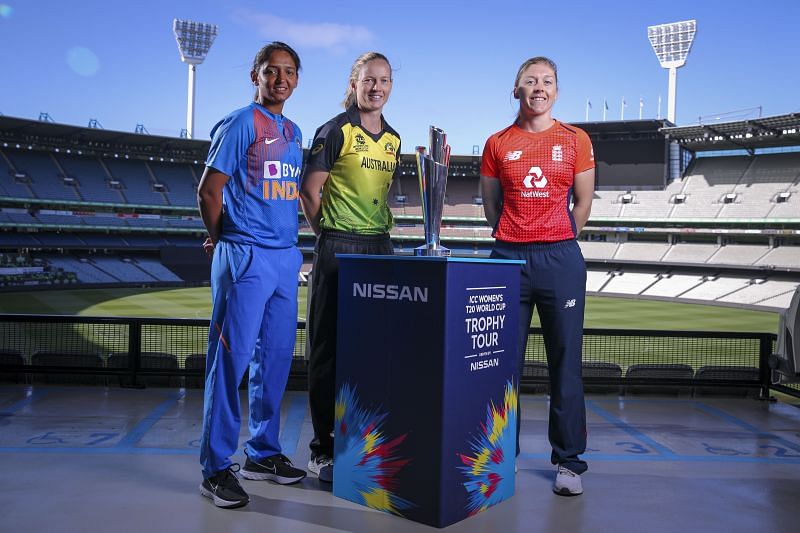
[0,286,778,333]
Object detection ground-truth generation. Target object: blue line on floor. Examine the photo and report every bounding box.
[518,452,800,464]
[0,389,49,415]
[0,447,196,455]
[586,400,677,457]
[278,394,307,457]
[1,446,798,464]
[115,391,185,448]
[692,402,800,453]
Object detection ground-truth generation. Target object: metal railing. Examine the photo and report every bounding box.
[0,314,790,398]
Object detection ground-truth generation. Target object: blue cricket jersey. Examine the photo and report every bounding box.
[206,102,303,248]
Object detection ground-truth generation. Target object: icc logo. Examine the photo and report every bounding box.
[523,166,547,188]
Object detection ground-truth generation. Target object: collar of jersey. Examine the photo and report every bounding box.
[252,102,284,123]
[345,104,386,142]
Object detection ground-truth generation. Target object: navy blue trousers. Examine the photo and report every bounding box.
[491,239,588,474]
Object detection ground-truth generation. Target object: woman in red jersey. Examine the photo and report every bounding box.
[480,56,595,497]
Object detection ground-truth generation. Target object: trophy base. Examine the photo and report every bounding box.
[414,245,451,257]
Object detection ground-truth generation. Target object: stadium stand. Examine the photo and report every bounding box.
[56,153,128,204]
[756,246,800,268]
[613,242,671,262]
[641,274,706,298]
[601,271,660,295]
[134,257,182,282]
[0,113,797,312]
[662,243,719,264]
[707,244,771,265]
[104,158,168,205]
[0,149,36,198]
[4,149,82,201]
[148,162,199,207]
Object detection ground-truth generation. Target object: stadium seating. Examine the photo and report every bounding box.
[641,274,705,298]
[107,352,180,387]
[104,159,167,205]
[31,351,105,385]
[624,363,694,395]
[582,361,623,394]
[602,271,660,295]
[694,365,761,397]
[5,149,81,201]
[148,162,198,207]
[0,349,26,383]
[55,153,127,203]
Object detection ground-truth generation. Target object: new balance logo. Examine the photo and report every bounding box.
[564,299,576,308]
[265,138,279,145]
[504,150,523,161]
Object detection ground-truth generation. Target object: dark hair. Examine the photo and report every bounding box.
[514,56,558,87]
[251,41,301,74]
[342,51,392,109]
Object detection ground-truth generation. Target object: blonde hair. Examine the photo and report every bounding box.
[342,52,392,109]
[514,56,558,87]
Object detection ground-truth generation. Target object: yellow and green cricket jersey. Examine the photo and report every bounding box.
[304,105,401,234]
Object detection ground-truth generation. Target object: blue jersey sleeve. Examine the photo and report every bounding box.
[206,110,254,178]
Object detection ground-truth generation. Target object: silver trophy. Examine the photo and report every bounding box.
[415,126,451,256]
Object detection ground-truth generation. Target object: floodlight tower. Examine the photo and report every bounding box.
[173,19,218,139]
[647,19,696,124]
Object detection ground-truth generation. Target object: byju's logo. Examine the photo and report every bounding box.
[264,161,281,179]
[262,160,300,200]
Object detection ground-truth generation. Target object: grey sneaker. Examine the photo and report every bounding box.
[553,465,583,496]
[241,453,306,485]
[307,454,333,483]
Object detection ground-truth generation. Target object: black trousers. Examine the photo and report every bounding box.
[307,230,393,458]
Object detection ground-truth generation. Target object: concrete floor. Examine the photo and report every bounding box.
[1,385,799,532]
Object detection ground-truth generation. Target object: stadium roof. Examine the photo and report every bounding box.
[660,113,800,152]
[0,115,210,162]
[571,119,671,141]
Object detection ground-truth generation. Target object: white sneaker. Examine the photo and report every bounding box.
[307,455,333,483]
[553,465,583,496]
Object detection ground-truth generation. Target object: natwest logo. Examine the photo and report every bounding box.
[521,166,549,198]
[523,166,547,188]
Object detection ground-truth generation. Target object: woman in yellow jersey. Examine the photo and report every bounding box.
[300,52,401,483]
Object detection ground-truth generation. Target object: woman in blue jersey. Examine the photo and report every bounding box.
[196,41,306,509]
[300,52,401,483]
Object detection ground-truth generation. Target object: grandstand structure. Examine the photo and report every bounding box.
[0,113,798,309]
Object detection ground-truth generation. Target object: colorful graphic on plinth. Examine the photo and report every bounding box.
[334,383,414,515]
[458,379,518,515]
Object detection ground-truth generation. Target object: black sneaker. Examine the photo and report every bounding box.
[200,464,249,508]
[241,453,306,485]
[307,454,333,483]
